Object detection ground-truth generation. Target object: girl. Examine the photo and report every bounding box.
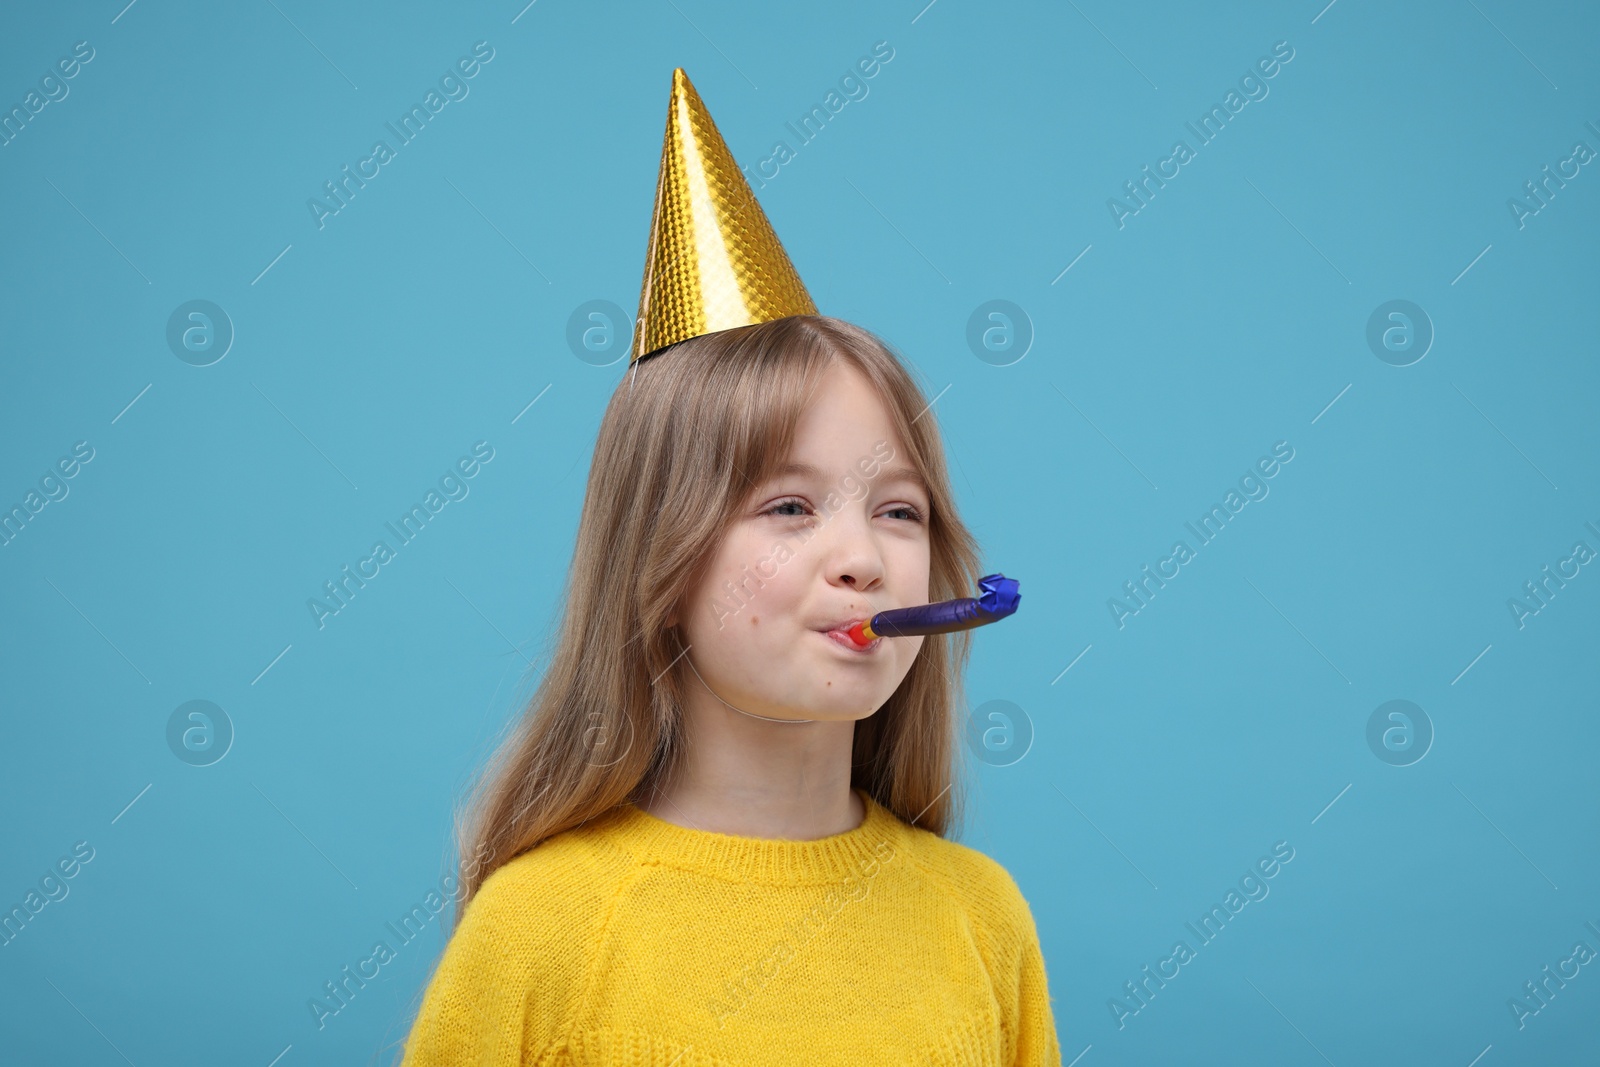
[399,69,1061,1067]
[397,316,1061,1065]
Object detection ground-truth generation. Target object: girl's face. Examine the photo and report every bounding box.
[675,361,932,721]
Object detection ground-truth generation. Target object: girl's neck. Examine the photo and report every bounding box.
[653,650,868,841]
[639,772,865,842]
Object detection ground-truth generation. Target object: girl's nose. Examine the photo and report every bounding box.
[826,515,886,593]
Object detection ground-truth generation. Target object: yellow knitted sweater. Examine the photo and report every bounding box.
[399,788,1062,1065]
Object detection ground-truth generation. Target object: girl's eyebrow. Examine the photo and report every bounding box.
[769,461,928,494]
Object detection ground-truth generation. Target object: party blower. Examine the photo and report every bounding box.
[844,573,1021,647]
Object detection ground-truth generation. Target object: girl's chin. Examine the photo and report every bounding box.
[794,691,886,721]
[745,691,883,722]
[771,708,879,724]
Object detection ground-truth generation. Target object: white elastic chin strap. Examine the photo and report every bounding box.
[681,646,816,724]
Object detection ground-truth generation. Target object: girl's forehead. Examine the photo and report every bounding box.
[752,451,929,510]
[810,359,878,399]
[795,367,900,433]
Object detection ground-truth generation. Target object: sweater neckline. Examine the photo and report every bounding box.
[612,787,904,884]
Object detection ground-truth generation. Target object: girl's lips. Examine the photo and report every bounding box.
[822,628,882,654]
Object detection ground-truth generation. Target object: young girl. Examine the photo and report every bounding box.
[397,71,1061,1067]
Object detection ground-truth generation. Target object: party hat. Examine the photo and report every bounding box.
[631,68,817,364]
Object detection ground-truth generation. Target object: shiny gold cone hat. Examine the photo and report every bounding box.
[631,68,817,364]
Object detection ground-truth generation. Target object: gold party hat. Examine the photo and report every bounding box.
[631,68,817,364]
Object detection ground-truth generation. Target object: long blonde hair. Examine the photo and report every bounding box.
[449,314,983,927]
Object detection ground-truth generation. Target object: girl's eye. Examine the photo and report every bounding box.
[766,497,811,518]
[763,497,926,524]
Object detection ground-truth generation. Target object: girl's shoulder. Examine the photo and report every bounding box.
[896,821,1043,946]
[454,809,640,953]
[406,817,638,1062]
[469,808,640,925]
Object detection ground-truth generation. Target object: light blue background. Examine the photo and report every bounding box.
[2,0,1596,1063]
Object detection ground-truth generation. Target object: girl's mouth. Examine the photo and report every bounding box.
[821,628,882,655]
